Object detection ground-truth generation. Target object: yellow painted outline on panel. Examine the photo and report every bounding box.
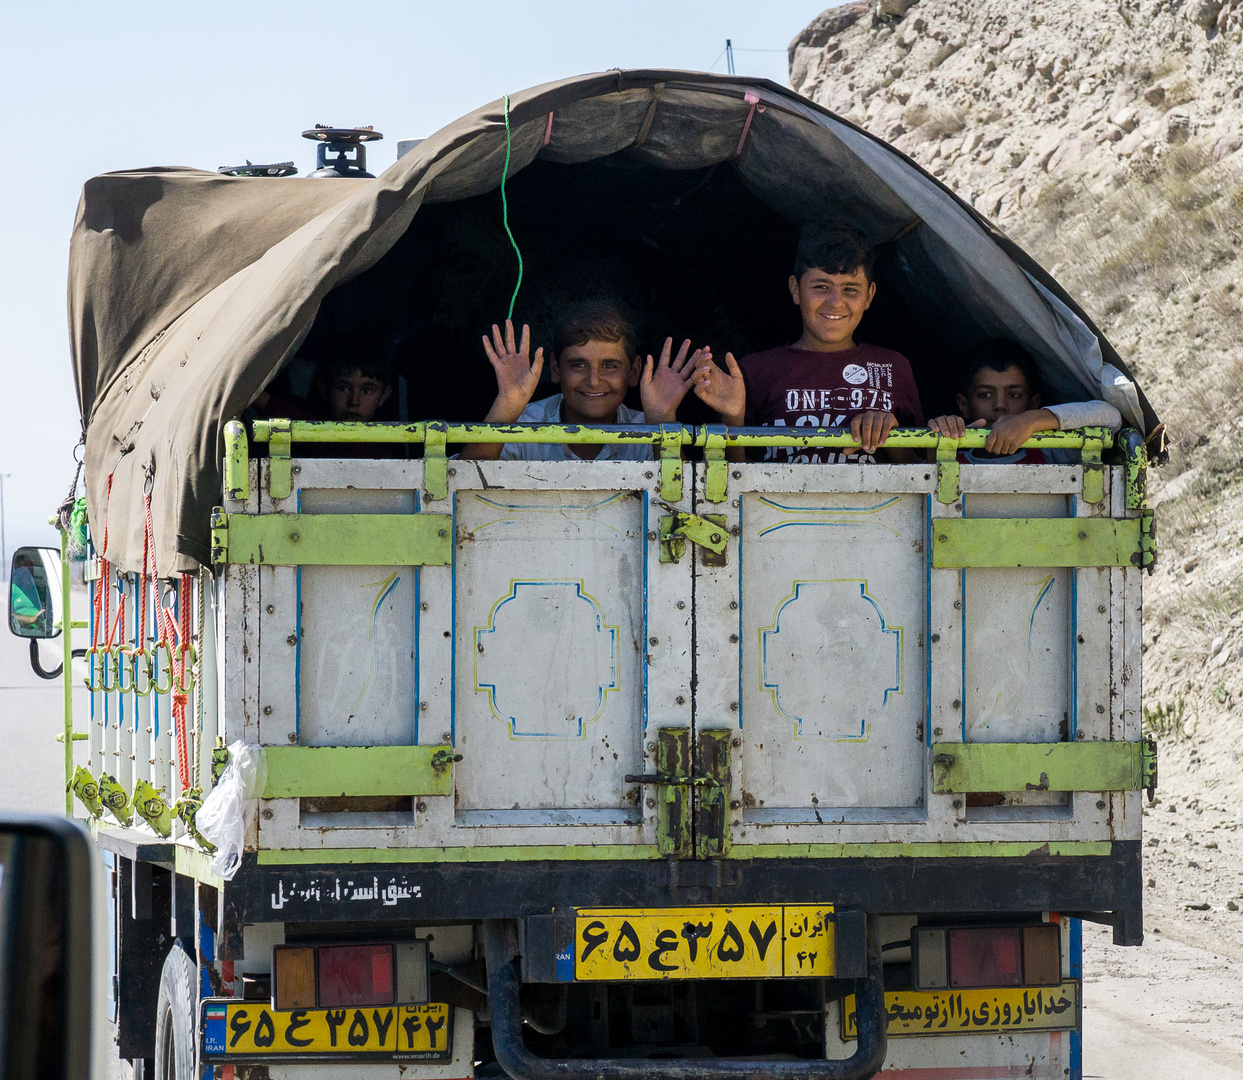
[465,492,629,537]
[755,495,904,539]
[350,571,402,711]
[758,579,903,743]
[474,579,620,739]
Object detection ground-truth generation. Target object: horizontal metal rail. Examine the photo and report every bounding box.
[247,419,1116,451]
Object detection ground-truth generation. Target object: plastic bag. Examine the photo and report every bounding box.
[196,741,267,881]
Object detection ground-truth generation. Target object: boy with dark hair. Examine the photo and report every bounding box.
[255,355,395,423]
[927,339,1121,462]
[462,301,704,461]
[691,223,924,462]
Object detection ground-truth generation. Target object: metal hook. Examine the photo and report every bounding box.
[129,649,154,697]
[83,647,107,692]
[113,647,136,695]
[151,643,176,695]
[172,643,196,695]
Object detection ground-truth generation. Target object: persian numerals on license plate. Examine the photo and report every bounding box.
[201,1000,453,1061]
[841,982,1080,1038]
[574,905,835,980]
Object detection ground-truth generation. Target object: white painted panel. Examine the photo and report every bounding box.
[737,486,927,813]
[295,487,418,747]
[453,486,646,816]
[962,493,1071,746]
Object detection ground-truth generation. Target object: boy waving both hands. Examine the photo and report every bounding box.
[462,301,706,461]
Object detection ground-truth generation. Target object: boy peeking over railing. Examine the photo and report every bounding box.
[927,340,1121,463]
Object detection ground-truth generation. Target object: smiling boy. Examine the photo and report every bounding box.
[928,340,1121,461]
[461,302,702,461]
[691,224,923,461]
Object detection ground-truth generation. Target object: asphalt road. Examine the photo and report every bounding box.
[2,606,1242,1078]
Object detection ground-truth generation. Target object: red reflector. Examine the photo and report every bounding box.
[317,944,395,1008]
[948,927,1022,988]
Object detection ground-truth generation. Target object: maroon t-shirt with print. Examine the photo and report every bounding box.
[740,343,925,463]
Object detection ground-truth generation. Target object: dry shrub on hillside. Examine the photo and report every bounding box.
[1090,145,1236,296]
[903,103,966,142]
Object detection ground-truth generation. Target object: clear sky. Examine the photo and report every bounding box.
[0,0,830,560]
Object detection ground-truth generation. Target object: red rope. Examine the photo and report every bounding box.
[143,490,193,794]
[171,574,193,793]
[91,473,116,652]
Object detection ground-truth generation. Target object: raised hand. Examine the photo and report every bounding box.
[691,351,746,426]
[640,338,701,423]
[481,320,544,423]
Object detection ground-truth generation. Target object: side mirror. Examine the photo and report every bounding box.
[8,546,62,640]
[0,815,105,1080]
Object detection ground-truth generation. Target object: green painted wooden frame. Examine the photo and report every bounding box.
[262,746,455,798]
[931,741,1151,793]
[931,517,1146,569]
[211,511,452,566]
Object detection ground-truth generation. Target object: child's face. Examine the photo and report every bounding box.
[956,365,1040,423]
[549,339,638,424]
[324,370,393,422]
[788,267,876,351]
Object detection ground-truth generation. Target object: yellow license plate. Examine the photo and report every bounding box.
[201,1000,453,1061]
[575,905,835,980]
[842,981,1079,1038]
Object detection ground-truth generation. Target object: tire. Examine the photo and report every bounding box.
[153,944,197,1080]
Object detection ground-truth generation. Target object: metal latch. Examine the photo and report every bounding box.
[626,729,731,858]
[656,501,728,565]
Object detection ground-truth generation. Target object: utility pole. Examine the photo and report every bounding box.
[726,39,736,75]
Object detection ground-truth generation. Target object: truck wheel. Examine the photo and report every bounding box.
[153,944,197,1080]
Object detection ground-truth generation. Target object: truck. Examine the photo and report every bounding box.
[15,70,1163,1080]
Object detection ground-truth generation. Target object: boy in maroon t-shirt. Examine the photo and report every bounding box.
[691,224,923,462]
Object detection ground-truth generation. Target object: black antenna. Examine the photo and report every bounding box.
[726,39,735,75]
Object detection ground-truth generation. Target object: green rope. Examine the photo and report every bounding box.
[501,93,523,320]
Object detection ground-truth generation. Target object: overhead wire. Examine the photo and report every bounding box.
[501,93,524,320]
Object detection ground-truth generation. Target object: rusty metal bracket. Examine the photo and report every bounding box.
[656,502,728,565]
[694,730,732,858]
[628,729,693,857]
[267,418,292,500]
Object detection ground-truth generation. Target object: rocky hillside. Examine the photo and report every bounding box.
[790,0,1243,956]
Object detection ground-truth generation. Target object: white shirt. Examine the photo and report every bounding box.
[499,395,653,461]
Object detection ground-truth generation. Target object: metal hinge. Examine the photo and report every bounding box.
[1138,509,1156,574]
[1142,735,1158,802]
[694,730,732,858]
[210,508,228,564]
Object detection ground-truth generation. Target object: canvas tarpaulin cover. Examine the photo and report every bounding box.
[69,70,1160,572]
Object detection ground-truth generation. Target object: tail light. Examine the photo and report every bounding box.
[915,923,1062,990]
[272,940,428,1010]
[948,927,1021,988]
[273,945,316,1011]
[317,944,395,1008]
[1021,924,1061,985]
